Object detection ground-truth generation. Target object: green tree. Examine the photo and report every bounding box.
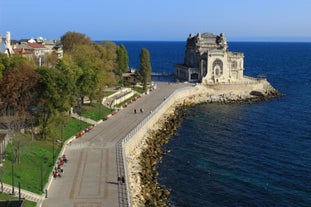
[139,48,152,89]
[70,44,100,104]
[116,44,129,76]
[0,53,10,80]
[37,66,74,139]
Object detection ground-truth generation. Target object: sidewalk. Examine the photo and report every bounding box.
[33,82,188,207]
[2,183,44,204]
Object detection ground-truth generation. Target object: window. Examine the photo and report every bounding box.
[231,61,237,69]
[213,59,223,77]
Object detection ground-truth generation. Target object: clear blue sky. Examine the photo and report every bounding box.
[1,0,310,42]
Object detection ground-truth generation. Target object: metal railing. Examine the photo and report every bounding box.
[116,86,195,207]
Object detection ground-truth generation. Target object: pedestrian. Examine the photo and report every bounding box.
[140,108,144,113]
[117,176,121,184]
[121,176,125,184]
[134,109,137,114]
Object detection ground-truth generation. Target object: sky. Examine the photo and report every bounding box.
[1,0,311,42]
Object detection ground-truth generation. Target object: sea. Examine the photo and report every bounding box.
[116,41,311,207]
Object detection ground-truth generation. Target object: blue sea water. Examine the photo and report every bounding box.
[117,41,311,207]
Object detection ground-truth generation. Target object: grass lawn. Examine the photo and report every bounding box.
[0,102,103,197]
[0,193,36,207]
[81,103,113,121]
[1,118,90,195]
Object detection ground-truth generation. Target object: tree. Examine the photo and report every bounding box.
[97,41,118,71]
[0,53,10,80]
[61,32,92,53]
[116,44,129,76]
[42,52,59,68]
[0,60,39,128]
[37,66,75,139]
[139,48,152,89]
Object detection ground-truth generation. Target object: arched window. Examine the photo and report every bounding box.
[213,59,223,77]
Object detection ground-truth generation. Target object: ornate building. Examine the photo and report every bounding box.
[174,32,244,84]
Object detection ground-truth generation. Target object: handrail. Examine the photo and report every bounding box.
[117,86,195,207]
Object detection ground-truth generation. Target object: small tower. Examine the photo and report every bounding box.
[5,32,11,48]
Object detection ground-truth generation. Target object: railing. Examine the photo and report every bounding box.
[116,86,196,207]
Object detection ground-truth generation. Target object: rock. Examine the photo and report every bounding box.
[250,90,264,97]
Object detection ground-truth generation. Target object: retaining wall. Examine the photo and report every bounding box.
[123,86,200,157]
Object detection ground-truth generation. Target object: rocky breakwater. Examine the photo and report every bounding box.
[194,78,283,104]
[127,103,193,207]
[126,78,282,207]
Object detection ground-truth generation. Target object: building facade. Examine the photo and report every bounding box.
[174,32,244,84]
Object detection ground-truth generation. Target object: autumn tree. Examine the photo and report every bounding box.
[0,57,39,128]
[61,32,92,53]
[97,41,118,71]
[0,57,39,162]
[139,48,152,89]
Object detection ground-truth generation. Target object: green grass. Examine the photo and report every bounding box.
[64,117,91,138]
[1,118,90,195]
[0,193,36,207]
[81,103,113,121]
[0,104,101,198]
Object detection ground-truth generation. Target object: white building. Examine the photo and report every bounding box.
[0,32,14,56]
[175,32,244,84]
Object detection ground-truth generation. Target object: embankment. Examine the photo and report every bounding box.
[123,79,281,207]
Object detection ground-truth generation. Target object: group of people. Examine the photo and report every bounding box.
[53,154,68,178]
[117,176,125,185]
[134,108,144,114]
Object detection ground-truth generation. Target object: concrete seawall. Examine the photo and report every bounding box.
[123,86,201,157]
[122,79,281,206]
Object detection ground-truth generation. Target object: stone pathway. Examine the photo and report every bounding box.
[41,82,188,207]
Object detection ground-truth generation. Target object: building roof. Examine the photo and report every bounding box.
[28,42,46,49]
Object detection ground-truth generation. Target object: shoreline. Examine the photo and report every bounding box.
[124,79,282,207]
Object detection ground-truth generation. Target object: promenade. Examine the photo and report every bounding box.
[42,82,189,207]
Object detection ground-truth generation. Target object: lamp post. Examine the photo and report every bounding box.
[60,122,67,146]
[41,157,48,192]
[77,94,82,131]
[52,138,55,165]
[11,159,14,195]
[40,161,43,192]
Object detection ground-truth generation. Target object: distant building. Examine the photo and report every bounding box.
[174,32,244,84]
[0,32,14,56]
[13,35,63,66]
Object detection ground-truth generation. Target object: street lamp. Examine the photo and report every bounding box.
[11,159,14,195]
[41,157,48,192]
[60,123,67,145]
[52,138,55,166]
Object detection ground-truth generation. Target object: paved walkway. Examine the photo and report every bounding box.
[42,82,189,207]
